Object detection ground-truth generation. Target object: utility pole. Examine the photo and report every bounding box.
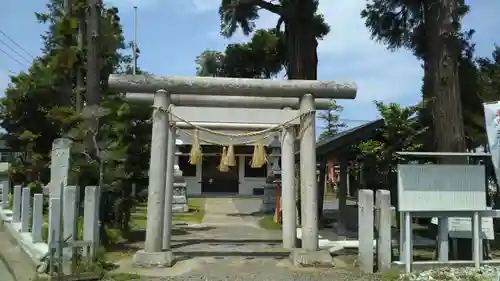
[63,0,73,107]
[76,6,86,114]
[85,0,102,254]
[86,0,101,106]
[132,6,138,75]
[61,0,73,277]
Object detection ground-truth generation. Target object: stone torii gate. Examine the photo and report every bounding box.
[108,74,357,267]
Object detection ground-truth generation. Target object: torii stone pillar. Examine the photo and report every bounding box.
[299,94,318,250]
[133,89,173,267]
[281,108,296,249]
[162,122,176,260]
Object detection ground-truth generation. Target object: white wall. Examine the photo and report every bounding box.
[185,160,201,195]
[183,155,265,196]
[238,156,265,196]
[0,162,8,174]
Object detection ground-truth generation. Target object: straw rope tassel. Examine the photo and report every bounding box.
[250,140,267,168]
[219,146,229,172]
[189,129,202,165]
[226,144,236,166]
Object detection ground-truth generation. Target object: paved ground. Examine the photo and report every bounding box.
[109,197,370,280]
[203,197,264,226]
[0,229,37,281]
[111,224,368,280]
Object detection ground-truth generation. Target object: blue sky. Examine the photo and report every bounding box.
[0,0,499,131]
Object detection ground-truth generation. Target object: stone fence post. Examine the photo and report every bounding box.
[376,189,392,272]
[358,189,374,273]
[12,185,22,222]
[48,197,61,248]
[83,186,99,257]
[63,186,79,273]
[21,187,31,232]
[32,194,44,243]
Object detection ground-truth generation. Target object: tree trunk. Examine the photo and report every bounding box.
[425,0,468,260]
[426,0,465,153]
[284,0,318,80]
[284,0,319,224]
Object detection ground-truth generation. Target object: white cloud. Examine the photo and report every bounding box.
[192,0,220,13]
[316,0,422,103]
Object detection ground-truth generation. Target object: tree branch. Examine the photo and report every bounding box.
[229,0,282,15]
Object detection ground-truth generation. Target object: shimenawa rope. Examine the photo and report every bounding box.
[153,105,314,169]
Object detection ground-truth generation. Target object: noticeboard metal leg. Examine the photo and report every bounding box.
[404,212,412,273]
[472,212,481,269]
[438,217,449,261]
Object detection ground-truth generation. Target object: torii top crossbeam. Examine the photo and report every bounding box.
[124,93,334,110]
[108,74,357,99]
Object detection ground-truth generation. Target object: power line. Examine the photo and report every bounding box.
[318,118,374,123]
[0,46,28,68]
[339,118,373,123]
[0,37,32,64]
[0,29,35,60]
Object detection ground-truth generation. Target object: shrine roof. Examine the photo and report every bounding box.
[315,119,384,160]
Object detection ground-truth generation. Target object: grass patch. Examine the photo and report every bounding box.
[131,198,205,229]
[173,198,205,223]
[104,199,206,262]
[258,215,282,230]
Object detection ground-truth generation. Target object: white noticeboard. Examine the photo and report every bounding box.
[431,212,495,240]
[398,164,486,212]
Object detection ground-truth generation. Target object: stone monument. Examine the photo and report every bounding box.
[45,138,72,198]
[172,167,188,213]
[261,135,281,213]
[172,137,188,213]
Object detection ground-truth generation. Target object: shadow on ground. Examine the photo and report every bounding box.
[226,211,267,217]
[173,251,290,262]
[105,225,217,255]
[171,238,283,249]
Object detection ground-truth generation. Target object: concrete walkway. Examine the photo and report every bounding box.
[112,220,289,278]
[111,223,365,280]
[203,198,262,226]
[109,197,372,279]
[0,230,37,281]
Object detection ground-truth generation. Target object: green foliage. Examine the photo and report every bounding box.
[196,29,286,78]
[0,0,152,244]
[356,101,426,191]
[317,100,346,141]
[477,46,500,103]
[458,45,500,148]
[218,0,329,79]
[1,0,129,186]
[360,0,470,59]
[360,0,500,151]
